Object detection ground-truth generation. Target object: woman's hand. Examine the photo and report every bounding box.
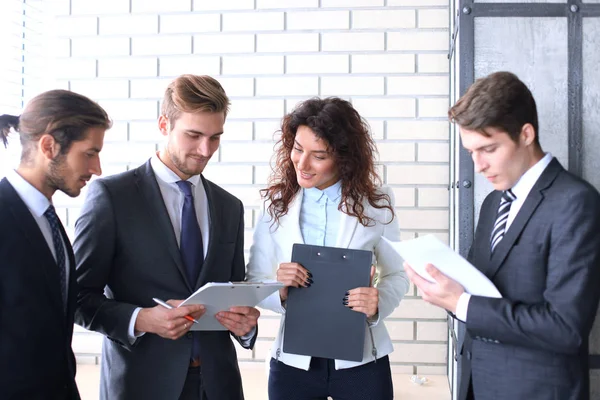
[345,266,379,318]
[276,262,312,302]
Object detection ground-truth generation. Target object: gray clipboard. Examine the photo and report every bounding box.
[283,244,372,362]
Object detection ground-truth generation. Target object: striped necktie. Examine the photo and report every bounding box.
[44,205,67,312]
[490,189,516,253]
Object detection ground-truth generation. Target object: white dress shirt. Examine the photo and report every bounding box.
[455,153,553,322]
[5,169,70,290]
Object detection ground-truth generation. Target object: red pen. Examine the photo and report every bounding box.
[152,297,199,324]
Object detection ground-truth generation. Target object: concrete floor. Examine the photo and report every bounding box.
[76,362,451,399]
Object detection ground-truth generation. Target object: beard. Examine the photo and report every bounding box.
[47,153,79,197]
[168,149,207,177]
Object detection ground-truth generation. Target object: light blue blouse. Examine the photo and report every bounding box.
[299,181,342,247]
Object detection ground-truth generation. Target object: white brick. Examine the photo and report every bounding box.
[220,143,275,162]
[99,100,158,121]
[218,77,255,97]
[352,54,414,74]
[223,12,284,32]
[352,98,416,118]
[222,55,284,75]
[257,33,318,53]
[55,59,97,79]
[194,34,254,54]
[99,58,157,78]
[133,36,192,56]
[352,10,415,29]
[100,15,158,35]
[321,76,384,96]
[418,142,449,163]
[389,0,447,5]
[224,186,263,206]
[388,31,449,51]
[70,80,129,100]
[161,14,220,34]
[72,37,130,57]
[255,121,281,141]
[228,99,284,119]
[71,0,129,15]
[368,120,385,139]
[322,32,384,52]
[130,122,160,142]
[130,78,171,99]
[48,39,71,58]
[388,76,448,96]
[398,209,449,230]
[418,53,449,73]
[46,0,70,16]
[202,165,253,184]
[254,165,271,185]
[53,16,98,37]
[391,187,416,207]
[193,0,254,11]
[377,142,415,162]
[287,11,349,30]
[104,122,128,142]
[386,321,414,341]
[159,56,220,77]
[132,0,191,13]
[257,0,318,9]
[101,142,158,164]
[418,188,449,208]
[418,9,449,29]
[387,121,449,140]
[419,98,449,118]
[387,165,448,185]
[256,77,318,96]
[223,121,253,141]
[287,55,349,74]
[322,0,383,6]
[390,343,446,364]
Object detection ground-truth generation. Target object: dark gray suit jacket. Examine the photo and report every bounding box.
[74,160,253,400]
[0,178,80,400]
[459,158,600,400]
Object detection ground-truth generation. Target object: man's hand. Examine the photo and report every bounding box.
[135,300,206,340]
[276,262,311,302]
[216,306,260,337]
[404,262,464,314]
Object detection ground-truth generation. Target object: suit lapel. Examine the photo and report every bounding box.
[134,161,192,292]
[197,176,217,287]
[0,179,65,317]
[335,202,359,249]
[485,158,563,279]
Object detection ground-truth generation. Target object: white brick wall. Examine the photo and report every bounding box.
[48,0,450,375]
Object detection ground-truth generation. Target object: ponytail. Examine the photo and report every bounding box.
[0,114,19,148]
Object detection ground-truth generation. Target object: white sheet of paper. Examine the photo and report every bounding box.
[382,235,502,298]
[179,281,284,331]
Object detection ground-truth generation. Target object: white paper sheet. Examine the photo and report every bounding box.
[179,281,284,330]
[382,235,502,298]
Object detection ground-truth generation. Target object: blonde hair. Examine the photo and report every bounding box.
[161,75,230,123]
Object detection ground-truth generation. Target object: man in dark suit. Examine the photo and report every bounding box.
[74,74,259,400]
[0,90,110,399]
[405,71,600,400]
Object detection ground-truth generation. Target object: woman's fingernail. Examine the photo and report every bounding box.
[344,291,349,296]
[307,271,313,278]
[306,278,313,284]
[343,300,348,306]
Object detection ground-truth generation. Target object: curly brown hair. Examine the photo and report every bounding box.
[261,97,394,227]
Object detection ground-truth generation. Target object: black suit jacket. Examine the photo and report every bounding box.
[459,158,600,400]
[0,178,80,400]
[74,160,253,400]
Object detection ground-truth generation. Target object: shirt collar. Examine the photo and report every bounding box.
[510,152,553,200]
[303,180,342,204]
[5,169,52,217]
[150,153,201,188]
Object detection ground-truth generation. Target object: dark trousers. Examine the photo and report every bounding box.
[179,367,207,400]
[268,356,394,400]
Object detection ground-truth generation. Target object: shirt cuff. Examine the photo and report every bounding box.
[367,311,380,327]
[455,293,471,323]
[128,307,146,345]
[239,326,257,346]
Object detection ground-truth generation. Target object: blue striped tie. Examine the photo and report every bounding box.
[44,205,67,312]
[490,189,516,253]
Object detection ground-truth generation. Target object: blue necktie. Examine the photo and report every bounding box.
[44,205,67,312]
[176,180,204,361]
